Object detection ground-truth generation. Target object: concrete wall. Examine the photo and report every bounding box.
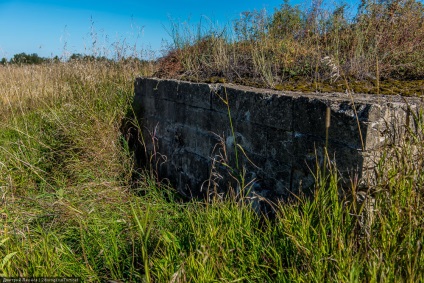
[131,77,423,201]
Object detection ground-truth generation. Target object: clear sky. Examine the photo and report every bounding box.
[0,0,355,60]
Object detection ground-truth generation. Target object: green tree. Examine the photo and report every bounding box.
[11,53,46,64]
[268,0,304,40]
[69,53,83,61]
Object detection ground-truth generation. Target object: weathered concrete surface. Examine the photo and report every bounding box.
[131,77,423,201]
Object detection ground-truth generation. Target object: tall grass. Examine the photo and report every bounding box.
[1,58,423,281]
[157,0,424,95]
[0,60,149,280]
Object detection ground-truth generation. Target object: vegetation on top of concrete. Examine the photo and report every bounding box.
[156,0,424,96]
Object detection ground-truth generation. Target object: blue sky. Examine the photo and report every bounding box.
[0,0,355,60]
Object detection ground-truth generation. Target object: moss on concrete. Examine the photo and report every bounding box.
[179,75,423,97]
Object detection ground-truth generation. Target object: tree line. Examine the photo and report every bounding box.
[0,52,145,65]
[0,53,56,65]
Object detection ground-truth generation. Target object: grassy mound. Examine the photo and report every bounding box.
[157,0,424,96]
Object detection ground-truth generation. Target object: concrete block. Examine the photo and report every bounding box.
[132,77,423,202]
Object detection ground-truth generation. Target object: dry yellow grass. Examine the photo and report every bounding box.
[0,61,152,119]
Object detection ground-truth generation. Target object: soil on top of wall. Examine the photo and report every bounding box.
[153,51,424,97]
[166,75,424,97]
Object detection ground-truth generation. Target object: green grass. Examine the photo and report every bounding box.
[1,59,423,282]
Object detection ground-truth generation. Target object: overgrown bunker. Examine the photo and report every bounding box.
[130,77,423,201]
